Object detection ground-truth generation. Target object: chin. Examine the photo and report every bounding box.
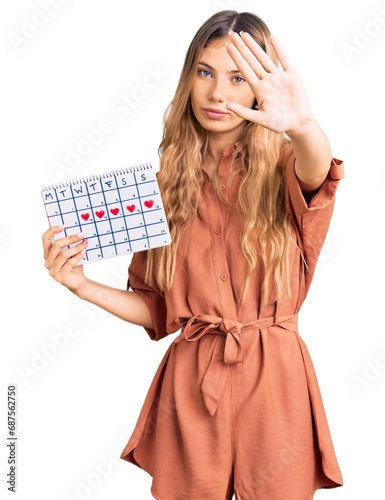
[199,116,230,129]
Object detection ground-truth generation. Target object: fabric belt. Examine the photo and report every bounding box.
[173,313,299,416]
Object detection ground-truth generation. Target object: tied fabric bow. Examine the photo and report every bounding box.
[173,313,299,416]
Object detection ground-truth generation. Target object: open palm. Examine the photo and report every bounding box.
[225,31,314,135]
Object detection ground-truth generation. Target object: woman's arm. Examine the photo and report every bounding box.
[74,279,155,330]
[286,117,333,192]
[42,226,154,331]
[224,31,333,192]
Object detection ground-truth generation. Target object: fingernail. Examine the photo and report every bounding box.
[58,224,66,229]
[228,30,233,36]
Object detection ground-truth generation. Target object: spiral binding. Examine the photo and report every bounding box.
[41,162,153,192]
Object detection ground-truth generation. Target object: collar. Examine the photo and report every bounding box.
[221,141,240,160]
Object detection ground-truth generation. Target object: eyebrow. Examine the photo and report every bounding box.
[197,61,241,74]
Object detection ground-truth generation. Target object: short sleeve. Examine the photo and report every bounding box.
[127,250,169,342]
[283,148,345,297]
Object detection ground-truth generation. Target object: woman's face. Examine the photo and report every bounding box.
[190,37,256,140]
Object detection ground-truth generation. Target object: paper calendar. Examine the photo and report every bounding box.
[41,162,171,265]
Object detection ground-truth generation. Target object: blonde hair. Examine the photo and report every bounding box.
[140,10,303,305]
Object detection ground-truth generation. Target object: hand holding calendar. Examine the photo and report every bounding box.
[42,225,89,294]
[41,162,172,266]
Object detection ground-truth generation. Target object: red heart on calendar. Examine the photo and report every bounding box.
[81,213,90,221]
[95,210,105,219]
[126,205,135,213]
[110,208,120,216]
[144,200,154,209]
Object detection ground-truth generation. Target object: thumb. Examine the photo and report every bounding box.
[225,101,262,125]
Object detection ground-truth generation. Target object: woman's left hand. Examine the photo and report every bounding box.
[225,30,314,136]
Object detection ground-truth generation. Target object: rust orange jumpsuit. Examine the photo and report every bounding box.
[120,142,345,500]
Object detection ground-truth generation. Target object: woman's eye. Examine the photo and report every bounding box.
[198,69,211,77]
[233,76,245,83]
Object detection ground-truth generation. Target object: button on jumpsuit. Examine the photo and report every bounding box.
[120,143,345,499]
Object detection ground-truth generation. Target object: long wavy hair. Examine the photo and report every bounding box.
[140,10,304,306]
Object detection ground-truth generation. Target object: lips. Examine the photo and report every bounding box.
[203,108,228,115]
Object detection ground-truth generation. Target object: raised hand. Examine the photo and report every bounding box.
[225,30,314,136]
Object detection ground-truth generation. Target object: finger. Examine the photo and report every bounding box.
[227,31,269,79]
[226,40,265,82]
[47,238,88,279]
[225,101,266,127]
[44,231,86,270]
[42,225,66,260]
[234,31,278,74]
[57,250,86,282]
[270,36,294,72]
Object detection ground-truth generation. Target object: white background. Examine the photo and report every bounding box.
[1,0,385,498]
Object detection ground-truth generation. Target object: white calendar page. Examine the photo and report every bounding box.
[41,163,171,265]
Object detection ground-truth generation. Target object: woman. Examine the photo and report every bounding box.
[42,10,344,500]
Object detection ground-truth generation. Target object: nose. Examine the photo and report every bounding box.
[209,77,227,102]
